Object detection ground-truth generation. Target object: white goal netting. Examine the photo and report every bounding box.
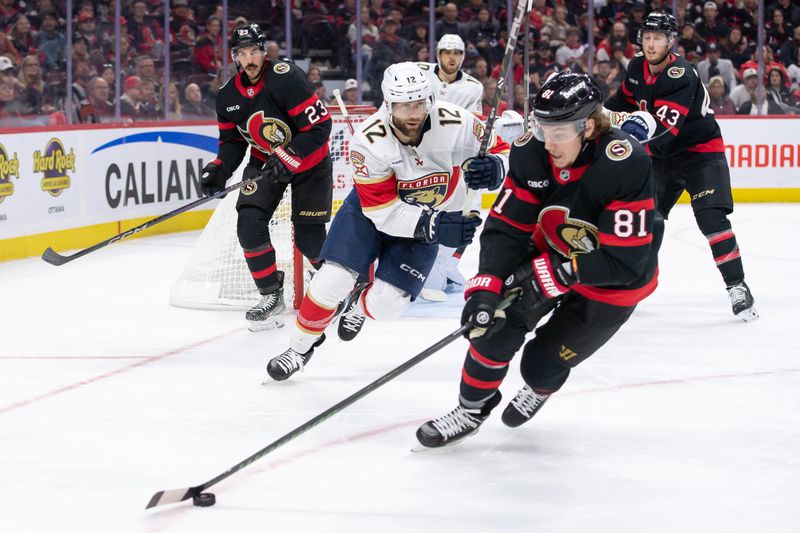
[170,105,376,310]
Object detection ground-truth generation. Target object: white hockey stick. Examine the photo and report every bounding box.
[332,89,355,135]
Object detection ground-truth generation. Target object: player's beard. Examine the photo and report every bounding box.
[439,61,459,77]
[392,115,425,140]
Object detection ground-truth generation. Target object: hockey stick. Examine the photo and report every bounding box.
[522,0,533,131]
[479,0,529,157]
[145,288,521,510]
[332,89,355,135]
[41,174,262,266]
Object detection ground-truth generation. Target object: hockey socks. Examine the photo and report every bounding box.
[243,244,279,293]
[459,343,512,405]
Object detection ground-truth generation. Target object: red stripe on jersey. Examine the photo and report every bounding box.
[355,174,398,209]
[298,113,332,131]
[488,210,537,232]
[715,249,741,265]
[243,246,274,258]
[287,95,319,117]
[572,268,658,306]
[251,263,277,279]
[687,137,725,153]
[441,166,461,205]
[218,121,235,130]
[360,289,375,320]
[211,158,221,165]
[297,294,337,333]
[489,135,511,155]
[654,99,689,116]
[598,232,653,247]
[461,368,504,390]
[621,80,633,96]
[296,143,330,172]
[605,198,655,211]
[469,345,509,369]
[234,73,263,98]
[707,229,734,245]
[250,148,267,162]
[502,177,541,205]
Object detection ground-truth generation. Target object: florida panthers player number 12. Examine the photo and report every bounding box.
[265,62,510,381]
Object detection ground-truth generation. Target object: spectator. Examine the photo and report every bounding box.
[788,47,800,91]
[348,6,379,69]
[766,65,797,111]
[435,3,465,41]
[512,83,526,114]
[266,41,281,62]
[182,82,213,117]
[779,26,800,68]
[170,0,198,59]
[0,54,15,80]
[707,75,736,114]
[530,41,556,92]
[541,4,572,48]
[120,75,143,118]
[158,82,181,120]
[86,75,114,120]
[772,0,800,28]
[411,42,428,62]
[369,17,411,104]
[75,13,103,51]
[721,26,751,70]
[610,40,630,72]
[139,78,158,118]
[34,11,64,70]
[679,22,707,59]
[16,54,46,115]
[767,8,792,53]
[555,28,585,68]
[627,4,648,44]
[695,1,729,43]
[0,0,20,33]
[471,56,488,84]
[491,43,525,85]
[481,77,507,117]
[698,43,737,93]
[8,15,34,59]
[408,22,429,49]
[127,0,163,55]
[738,91,785,115]
[596,21,635,63]
[307,66,322,84]
[730,67,759,109]
[467,7,499,58]
[336,78,356,105]
[194,15,222,74]
[569,46,591,76]
[135,55,158,84]
[312,79,327,102]
[0,77,23,123]
[592,59,620,98]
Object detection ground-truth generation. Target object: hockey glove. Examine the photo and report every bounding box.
[414,210,482,248]
[200,160,229,197]
[461,275,506,339]
[263,145,303,184]
[462,154,504,190]
[620,111,657,143]
[506,251,575,308]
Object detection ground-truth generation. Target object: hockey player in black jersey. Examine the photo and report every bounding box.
[199,24,334,331]
[416,72,662,448]
[606,11,757,322]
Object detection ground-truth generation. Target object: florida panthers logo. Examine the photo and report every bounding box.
[397,172,452,208]
[538,206,599,259]
[239,112,292,154]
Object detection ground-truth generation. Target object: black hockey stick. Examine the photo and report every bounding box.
[41,173,263,266]
[479,0,529,157]
[145,289,521,510]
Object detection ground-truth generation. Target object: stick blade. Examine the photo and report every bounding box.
[41,247,69,266]
[145,487,194,510]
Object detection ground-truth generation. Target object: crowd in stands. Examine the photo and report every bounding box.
[1,0,799,127]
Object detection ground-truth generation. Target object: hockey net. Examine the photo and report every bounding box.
[170,105,377,310]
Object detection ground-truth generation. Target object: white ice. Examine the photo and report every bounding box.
[1,204,799,533]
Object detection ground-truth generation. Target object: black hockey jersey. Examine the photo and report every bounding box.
[212,61,332,177]
[605,53,724,160]
[479,129,660,307]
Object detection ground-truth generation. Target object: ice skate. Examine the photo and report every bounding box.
[415,392,501,449]
[727,281,758,322]
[266,334,326,381]
[337,283,369,342]
[418,288,448,302]
[501,385,550,428]
[246,272,286,331]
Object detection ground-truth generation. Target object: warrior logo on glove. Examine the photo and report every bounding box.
[538,206,599,258]
[240,112,292,154]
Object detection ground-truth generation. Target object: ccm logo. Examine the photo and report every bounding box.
[401,264,426,281]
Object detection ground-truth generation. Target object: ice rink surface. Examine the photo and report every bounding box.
[2,204,799,533]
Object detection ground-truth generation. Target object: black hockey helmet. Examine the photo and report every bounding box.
[637,11,678,44]
[532,72,603,123]
[229,23,266,52]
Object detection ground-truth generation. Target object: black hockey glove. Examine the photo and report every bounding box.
[414,210,482,248]
[263,145,303,184]
[505,251,575,308]
[461,274,506,339]
[200,160,229,197]
[462,154,504,190]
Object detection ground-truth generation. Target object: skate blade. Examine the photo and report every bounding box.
[410,427,480,453]
[247,317,286,332]
[736,307,759,322]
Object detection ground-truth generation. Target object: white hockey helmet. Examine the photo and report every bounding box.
[493,110,526,144]
[437,34,466,70]
[381,62,434,119]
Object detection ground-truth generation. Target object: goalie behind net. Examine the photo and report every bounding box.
[170,105,376,310]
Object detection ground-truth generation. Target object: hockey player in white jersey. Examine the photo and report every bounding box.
[266,62,510,381]
[417,34,493,301]
[418,34,483,115]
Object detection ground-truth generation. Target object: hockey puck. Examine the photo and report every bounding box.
[193,492,216,507]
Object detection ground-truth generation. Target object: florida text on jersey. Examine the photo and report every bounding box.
[212,61,332,176]
[481,129,659,306]
[605,52,723,159]
[349,100,510,237]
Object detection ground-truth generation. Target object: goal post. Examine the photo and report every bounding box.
[169,105,376,311]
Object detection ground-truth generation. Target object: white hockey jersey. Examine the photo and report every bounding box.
[417,62,483,115]
[349,100,510,238]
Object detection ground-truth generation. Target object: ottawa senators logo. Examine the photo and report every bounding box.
[667,66,685,79]
[241,181,258,195]
[513,131,534,146]
[239,112,292,154]
[605,139,632,161]
[538,206,599,259]
[273,62,290,74]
